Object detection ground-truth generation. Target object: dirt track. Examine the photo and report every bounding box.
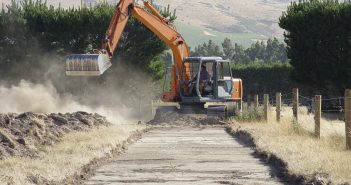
[84,126,285,185]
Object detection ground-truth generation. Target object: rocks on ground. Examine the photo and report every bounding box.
[0,112,110,159]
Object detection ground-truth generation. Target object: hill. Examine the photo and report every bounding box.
[153,0,293,47]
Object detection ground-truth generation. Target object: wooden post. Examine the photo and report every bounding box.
[254,95,259,110]
[247,95,251,109]
[264,94,269,121]
[314,95,321,139]
[276,93,281,122]
[345,90,351,149]
[151,100,154,116]
[293,88,299,122]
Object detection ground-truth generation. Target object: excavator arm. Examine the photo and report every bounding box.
[66,0,189,102]
[102,0,132,57]
[103,0,189,73]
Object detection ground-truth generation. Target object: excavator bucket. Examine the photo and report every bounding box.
[65,54,112,76]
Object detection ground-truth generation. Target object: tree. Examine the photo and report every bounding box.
[191,40,223,57]
[232,43,247,64]
[222,38,234,60]
[279,0,351,95]
[245,41,266,62]
[265,38,288,62]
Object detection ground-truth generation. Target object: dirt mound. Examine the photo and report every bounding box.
[0,112,110,159]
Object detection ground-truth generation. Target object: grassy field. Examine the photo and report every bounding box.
[0,124,144,185]
[153,0,288,38]
[229,106,350,184]
[175,21,266,48]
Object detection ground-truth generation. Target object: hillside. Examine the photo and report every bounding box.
[154,0,290,36]
[153,0,293,46]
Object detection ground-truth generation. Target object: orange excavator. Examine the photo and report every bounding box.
[66,0,242,117]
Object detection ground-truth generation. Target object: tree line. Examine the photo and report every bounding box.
[191,37,288,64]
[189,38,292,96]
[0,0,177,82]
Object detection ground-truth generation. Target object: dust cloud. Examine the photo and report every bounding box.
[0,34,160,123]
[0,80,134,123]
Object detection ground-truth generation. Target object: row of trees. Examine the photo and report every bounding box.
[232,63,293,96]
[191,38,288,64]
[1,1,177,80]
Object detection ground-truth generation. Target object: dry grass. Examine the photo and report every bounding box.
[0,124,144,185]
[229,106,351,184]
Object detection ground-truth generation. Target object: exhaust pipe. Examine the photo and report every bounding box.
[66,54,112,76]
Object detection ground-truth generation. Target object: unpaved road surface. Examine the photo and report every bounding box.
[85,127,285,185]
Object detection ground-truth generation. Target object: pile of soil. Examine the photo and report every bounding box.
[0,112,110,159]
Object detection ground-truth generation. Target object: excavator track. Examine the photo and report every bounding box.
[152,102,240,123]
[207,105,226,118]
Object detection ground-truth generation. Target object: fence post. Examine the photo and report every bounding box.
[293,88,299,122]
[264,94,269,121]
[247,95,251,109]
[254,94,259,110]
[314,95,321,139]
[345,90,351,149]
[276,93,281,122]
[151,100,154,116]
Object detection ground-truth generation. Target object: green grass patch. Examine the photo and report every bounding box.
[232,109,264,122]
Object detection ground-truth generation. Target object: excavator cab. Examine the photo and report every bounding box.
[180,57,240,102]
[179,57,242,116]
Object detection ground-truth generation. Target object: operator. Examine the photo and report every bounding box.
[186,64,211,96]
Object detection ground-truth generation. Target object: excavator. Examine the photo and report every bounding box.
[65,0,242,118]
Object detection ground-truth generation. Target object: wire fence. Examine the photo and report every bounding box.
[246,88,351,149]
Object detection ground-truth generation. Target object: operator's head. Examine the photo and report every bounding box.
[201,64,207,72]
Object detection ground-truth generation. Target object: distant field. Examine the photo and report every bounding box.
[154,0,291,39]
[175,21,267,48]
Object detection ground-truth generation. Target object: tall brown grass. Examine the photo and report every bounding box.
[0,124,143,185]
[230,106,350,184]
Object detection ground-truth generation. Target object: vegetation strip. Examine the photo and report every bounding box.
[226,105,351,185]
[0,124,149,185]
